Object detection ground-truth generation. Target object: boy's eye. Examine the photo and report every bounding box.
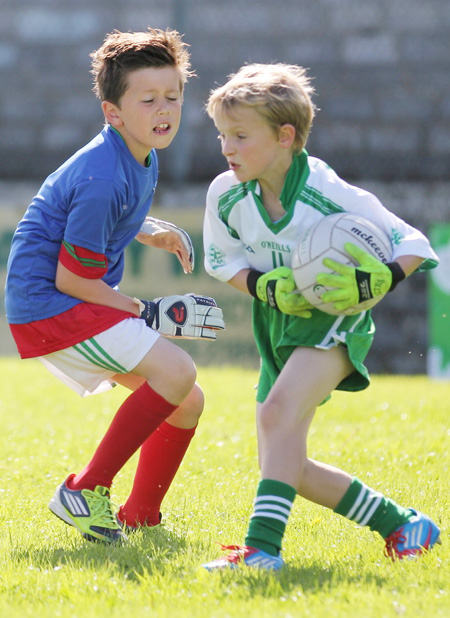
[143,99,154,104]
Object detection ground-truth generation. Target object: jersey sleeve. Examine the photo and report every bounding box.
[319,164,439,272]
[388,217,439,271]
[63,179,125,254]
[58,242,108,279]
[355,193,439,272]
[203,175,251,282]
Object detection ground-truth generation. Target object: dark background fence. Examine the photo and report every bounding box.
[1,0,449,182]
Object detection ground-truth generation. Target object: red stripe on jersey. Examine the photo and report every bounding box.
[59,242,108,279]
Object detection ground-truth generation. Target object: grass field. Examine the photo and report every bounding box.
[0,358,449,618]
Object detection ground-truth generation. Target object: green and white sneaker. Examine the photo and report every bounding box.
[48,474,127,543]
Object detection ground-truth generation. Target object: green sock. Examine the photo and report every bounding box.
[245,479,296,556]
[334,477,414,538]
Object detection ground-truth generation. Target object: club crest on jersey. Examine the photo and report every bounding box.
[165,301,187,326]
[207,243,226,270]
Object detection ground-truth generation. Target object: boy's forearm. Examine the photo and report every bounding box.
[55,262,140,315]
[227,269,252,294]
[394,255,424,278]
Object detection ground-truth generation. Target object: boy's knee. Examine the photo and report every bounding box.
[177,353,197,391]
[162,349,197,403]
[258,399,282,435]
[189,382,205,417]
[258,394,309,436]
[169,382,204,427]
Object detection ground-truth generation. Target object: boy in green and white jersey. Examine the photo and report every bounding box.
[201,63,440,570]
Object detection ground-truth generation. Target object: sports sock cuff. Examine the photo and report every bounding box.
[157,420,197,443]
[133,382,177,420]
[245,479,296,556]
[333,477,363,516]
[257,479,297,503]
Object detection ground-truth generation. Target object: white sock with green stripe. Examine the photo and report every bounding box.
[245,479,296,556]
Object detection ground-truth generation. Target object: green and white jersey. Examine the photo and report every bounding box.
[203,152,438,401]
[204,151,438,281]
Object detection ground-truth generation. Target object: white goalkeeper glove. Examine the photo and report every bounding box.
[137,216,195,273]
[135,294,225,340]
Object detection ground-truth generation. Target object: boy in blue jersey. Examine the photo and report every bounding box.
[201,63,440,570]
[5,28,224,543]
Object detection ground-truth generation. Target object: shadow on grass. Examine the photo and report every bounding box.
[8,523,389,593]
[9,524,189,581]
[236,563,389,595]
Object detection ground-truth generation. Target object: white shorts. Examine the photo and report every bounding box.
[40,318,160,397]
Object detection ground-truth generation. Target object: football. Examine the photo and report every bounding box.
[291,212,392,315]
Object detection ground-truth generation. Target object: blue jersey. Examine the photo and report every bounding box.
[5,126,158,324]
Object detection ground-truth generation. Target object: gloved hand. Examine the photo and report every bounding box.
[136,293,225,340]
[248,266,313,317]
[316,242,404,313]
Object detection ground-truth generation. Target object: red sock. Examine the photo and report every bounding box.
[70,383,177,491]
[118,421,197,526]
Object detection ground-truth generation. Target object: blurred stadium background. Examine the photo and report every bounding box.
[1,0,449,374]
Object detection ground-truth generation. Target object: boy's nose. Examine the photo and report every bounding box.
[221,139,234,156]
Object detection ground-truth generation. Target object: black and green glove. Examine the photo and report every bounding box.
[247,266,313,318]
[316,242,405,313]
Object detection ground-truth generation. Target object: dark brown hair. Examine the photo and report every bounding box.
[91,27,194,104]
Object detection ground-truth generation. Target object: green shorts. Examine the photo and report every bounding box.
[252,300,375,403]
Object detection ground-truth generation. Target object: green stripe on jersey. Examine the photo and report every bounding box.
[74,339,128,374]
[63,241,107,268]
[217,183,248,239]
[299,185,345,216]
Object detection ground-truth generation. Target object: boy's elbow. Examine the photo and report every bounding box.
[55,262,74,295]
[55,275,70,295]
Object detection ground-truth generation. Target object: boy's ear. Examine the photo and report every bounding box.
[278,124,296,149]
[101,101,123,127]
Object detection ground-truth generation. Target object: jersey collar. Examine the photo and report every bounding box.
[108,125,152,167]
[248,150,310,234]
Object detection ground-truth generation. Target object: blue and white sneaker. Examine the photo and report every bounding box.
[202,544,284,571]
[48,474,127,544]
[384,509,441,560]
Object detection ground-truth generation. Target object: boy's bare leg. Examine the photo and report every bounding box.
[257,345,353,504]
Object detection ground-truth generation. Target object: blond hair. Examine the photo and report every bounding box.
[91,27,194,104]
[207,63,316,153]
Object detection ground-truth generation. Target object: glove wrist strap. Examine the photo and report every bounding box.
[386,262,406,291]
[136,299,156,327]
[132,297,146,314]
[247,269,264,299]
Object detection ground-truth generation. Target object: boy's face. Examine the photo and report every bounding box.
[213,105,292,185]
[103,66,183,165]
